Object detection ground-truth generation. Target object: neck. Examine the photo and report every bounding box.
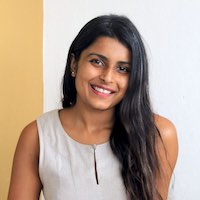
[71,102,114,134]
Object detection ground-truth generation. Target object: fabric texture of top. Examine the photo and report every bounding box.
[37,109,127,200]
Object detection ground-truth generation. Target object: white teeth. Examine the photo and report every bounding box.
[93,86,112,94]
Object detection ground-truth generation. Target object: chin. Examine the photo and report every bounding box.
[91,104,114,111]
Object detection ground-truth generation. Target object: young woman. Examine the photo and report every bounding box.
[8,15,178,200]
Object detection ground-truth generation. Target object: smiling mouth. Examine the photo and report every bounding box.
[91,85,114,95]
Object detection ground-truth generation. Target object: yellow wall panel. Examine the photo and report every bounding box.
[0,1,43,199]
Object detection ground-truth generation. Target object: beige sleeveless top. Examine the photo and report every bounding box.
[37,109,127,200]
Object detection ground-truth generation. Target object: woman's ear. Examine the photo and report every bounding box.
[70,54,77,77]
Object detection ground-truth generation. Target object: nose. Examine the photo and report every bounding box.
[99,68,114,83]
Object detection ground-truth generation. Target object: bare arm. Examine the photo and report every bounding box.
[155,115,179,200]
[8,121,42,200]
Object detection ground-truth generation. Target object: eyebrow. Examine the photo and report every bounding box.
[87,53,107,60]
[87,53,131,65]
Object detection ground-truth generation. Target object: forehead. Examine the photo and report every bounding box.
[80,37,131,62]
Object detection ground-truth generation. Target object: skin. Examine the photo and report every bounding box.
[8,37,178,200]
[155,114,178,199]
[66,37,131,144]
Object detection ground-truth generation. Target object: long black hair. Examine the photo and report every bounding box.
[62,15,163,200]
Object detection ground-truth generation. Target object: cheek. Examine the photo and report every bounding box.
[119,78,129,94]
[75,68,96,92]
[76,62,97,81]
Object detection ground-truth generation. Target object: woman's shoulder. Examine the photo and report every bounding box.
[154,114,177,140]
[20,109,59,136]
[8,120,42,199]
[153,114,179,199]
[19,120,39,151]
[154,114,178,170]
[23,120,38,133]
[154,114,177,147]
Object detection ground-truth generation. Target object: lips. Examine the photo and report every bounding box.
[90,84,115,95]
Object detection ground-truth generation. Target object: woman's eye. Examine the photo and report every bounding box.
[117,66,130,73]
[89,59,104,66]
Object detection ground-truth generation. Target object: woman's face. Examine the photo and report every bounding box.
[72,36,131,112]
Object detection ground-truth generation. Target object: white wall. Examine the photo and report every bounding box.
[43,0,200,199]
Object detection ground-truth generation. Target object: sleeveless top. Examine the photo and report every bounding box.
[37,109,127,200]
